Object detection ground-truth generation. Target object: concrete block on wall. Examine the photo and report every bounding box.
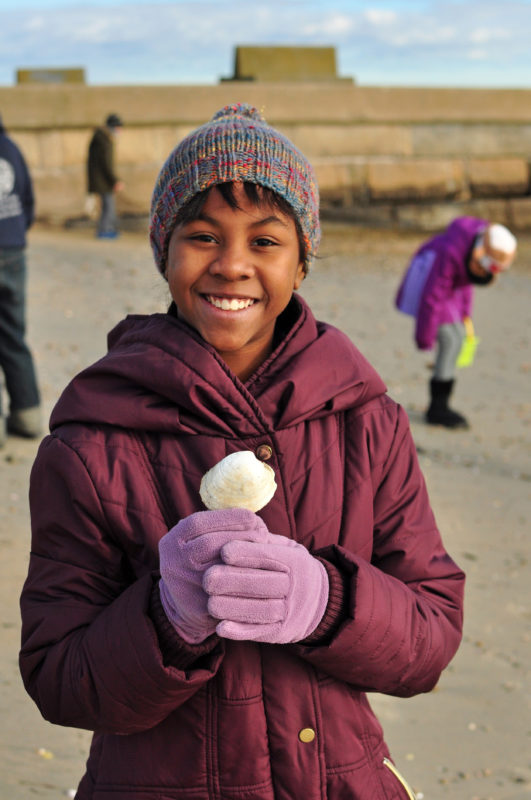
[33,168,86,221]
[367,159,465,201]
[10,132,41,170]
[116,164,161,216]
[38,131,67,169]
[288,125,412,158]
[314,160,367,206]
[117,127,172,165]
[230,46,344,82]
[466,158,529,197]
[462,198,511,222]
[508,197,531,230]
[411,124,531,157]
[63,130,93,168]
[395,203,460,232]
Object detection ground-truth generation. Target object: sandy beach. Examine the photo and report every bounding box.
[1,222,530,799]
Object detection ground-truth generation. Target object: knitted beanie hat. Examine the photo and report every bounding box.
[150,103,320,274]
[477,223,517,273]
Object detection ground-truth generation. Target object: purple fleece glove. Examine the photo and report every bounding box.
[203,533,329,644]
[158,509,269,644]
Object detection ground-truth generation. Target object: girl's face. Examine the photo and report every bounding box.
[166,183,305,381]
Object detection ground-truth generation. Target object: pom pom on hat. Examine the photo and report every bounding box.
[149,102,320,275]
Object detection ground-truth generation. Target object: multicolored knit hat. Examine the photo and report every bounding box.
[149,103,320,275]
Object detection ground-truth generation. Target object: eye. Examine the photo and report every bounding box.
[253,236,277,247]
[189,232,217,244]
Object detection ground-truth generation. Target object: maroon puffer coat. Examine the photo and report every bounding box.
[20,296,465,799]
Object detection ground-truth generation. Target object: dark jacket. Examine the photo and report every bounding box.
[20,296,465,799]
[395,216,486,350]
[87,126,118,194]
[0,122,34,248]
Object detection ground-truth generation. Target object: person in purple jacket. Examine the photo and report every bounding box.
[396,217,516,429]
[20,104,465,799]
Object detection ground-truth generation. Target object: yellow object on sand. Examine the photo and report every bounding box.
[457,335,480,368]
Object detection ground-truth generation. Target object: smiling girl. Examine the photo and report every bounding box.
[165,181,305,381]
[20,104,464,800]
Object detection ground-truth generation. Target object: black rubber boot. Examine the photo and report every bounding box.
[425,379,469,429]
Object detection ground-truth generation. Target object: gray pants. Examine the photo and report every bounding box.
[98,192,117,235]
[0,248,40,413]
[433,322,464,380]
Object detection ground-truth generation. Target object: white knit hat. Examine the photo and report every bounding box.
[478,223,517,272]
[486,224,517,256]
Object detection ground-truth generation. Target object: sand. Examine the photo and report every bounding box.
[1,223,529,799]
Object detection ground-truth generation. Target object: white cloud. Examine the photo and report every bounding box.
[467,48,489,60]
[24,15,46,31]
[469,26,512,44]
[302,13,356,37]
[363,9,397,25]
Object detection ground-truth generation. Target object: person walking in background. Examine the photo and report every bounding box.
[20,103,464,799]
[87,113,124,239]
[396,217,516,430]
[0,113,42,446]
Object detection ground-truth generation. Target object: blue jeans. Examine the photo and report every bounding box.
[98,192,117,235]
[0,248,40,413]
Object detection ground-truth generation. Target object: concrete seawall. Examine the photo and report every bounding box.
[1,82,530,231]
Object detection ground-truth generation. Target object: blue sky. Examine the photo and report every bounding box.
[1,0,530,88]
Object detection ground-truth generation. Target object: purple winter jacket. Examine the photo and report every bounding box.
[395,216,487,350]
[20,295,465,799]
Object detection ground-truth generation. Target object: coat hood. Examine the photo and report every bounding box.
[50,296,386,438]
[443,216,487,280]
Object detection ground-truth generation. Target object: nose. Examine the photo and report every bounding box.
[209,241,254,281]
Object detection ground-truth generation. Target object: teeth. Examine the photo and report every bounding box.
[207,296,254,311]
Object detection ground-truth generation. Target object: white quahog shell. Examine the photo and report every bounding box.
[199,451,277,512]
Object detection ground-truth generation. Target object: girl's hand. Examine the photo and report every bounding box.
[463,316,475,338]
[203,534,329,644]
[158,509,270,644]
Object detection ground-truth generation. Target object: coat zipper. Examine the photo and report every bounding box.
[383,757,417,800]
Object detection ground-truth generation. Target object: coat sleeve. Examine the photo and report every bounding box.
[415,251,460,349]
[19,435,224,735]
[292,403,465,698]
[19,151,35,228]
[99,135,118,188]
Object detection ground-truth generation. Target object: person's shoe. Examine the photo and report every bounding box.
[7,406,43,438]
[426,404,469,429]
[425,378,469,430]
[97,231,120,239]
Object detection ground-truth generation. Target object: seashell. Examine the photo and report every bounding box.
[199,451,277,512]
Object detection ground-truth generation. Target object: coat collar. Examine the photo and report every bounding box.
[50,295,386,437]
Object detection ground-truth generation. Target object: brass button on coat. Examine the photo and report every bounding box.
[255,444,273,461]
[298,727,315,743]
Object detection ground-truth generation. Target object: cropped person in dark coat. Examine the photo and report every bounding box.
[20,104,465,799]
[0,112,41,444]
[87,113,124,238]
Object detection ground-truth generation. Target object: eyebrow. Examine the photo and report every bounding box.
[191,212,289,228]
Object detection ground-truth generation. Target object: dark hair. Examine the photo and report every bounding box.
[106,113,123,128]
[173,182,307,271]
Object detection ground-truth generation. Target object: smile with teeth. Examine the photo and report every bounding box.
[205,295,256,311]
